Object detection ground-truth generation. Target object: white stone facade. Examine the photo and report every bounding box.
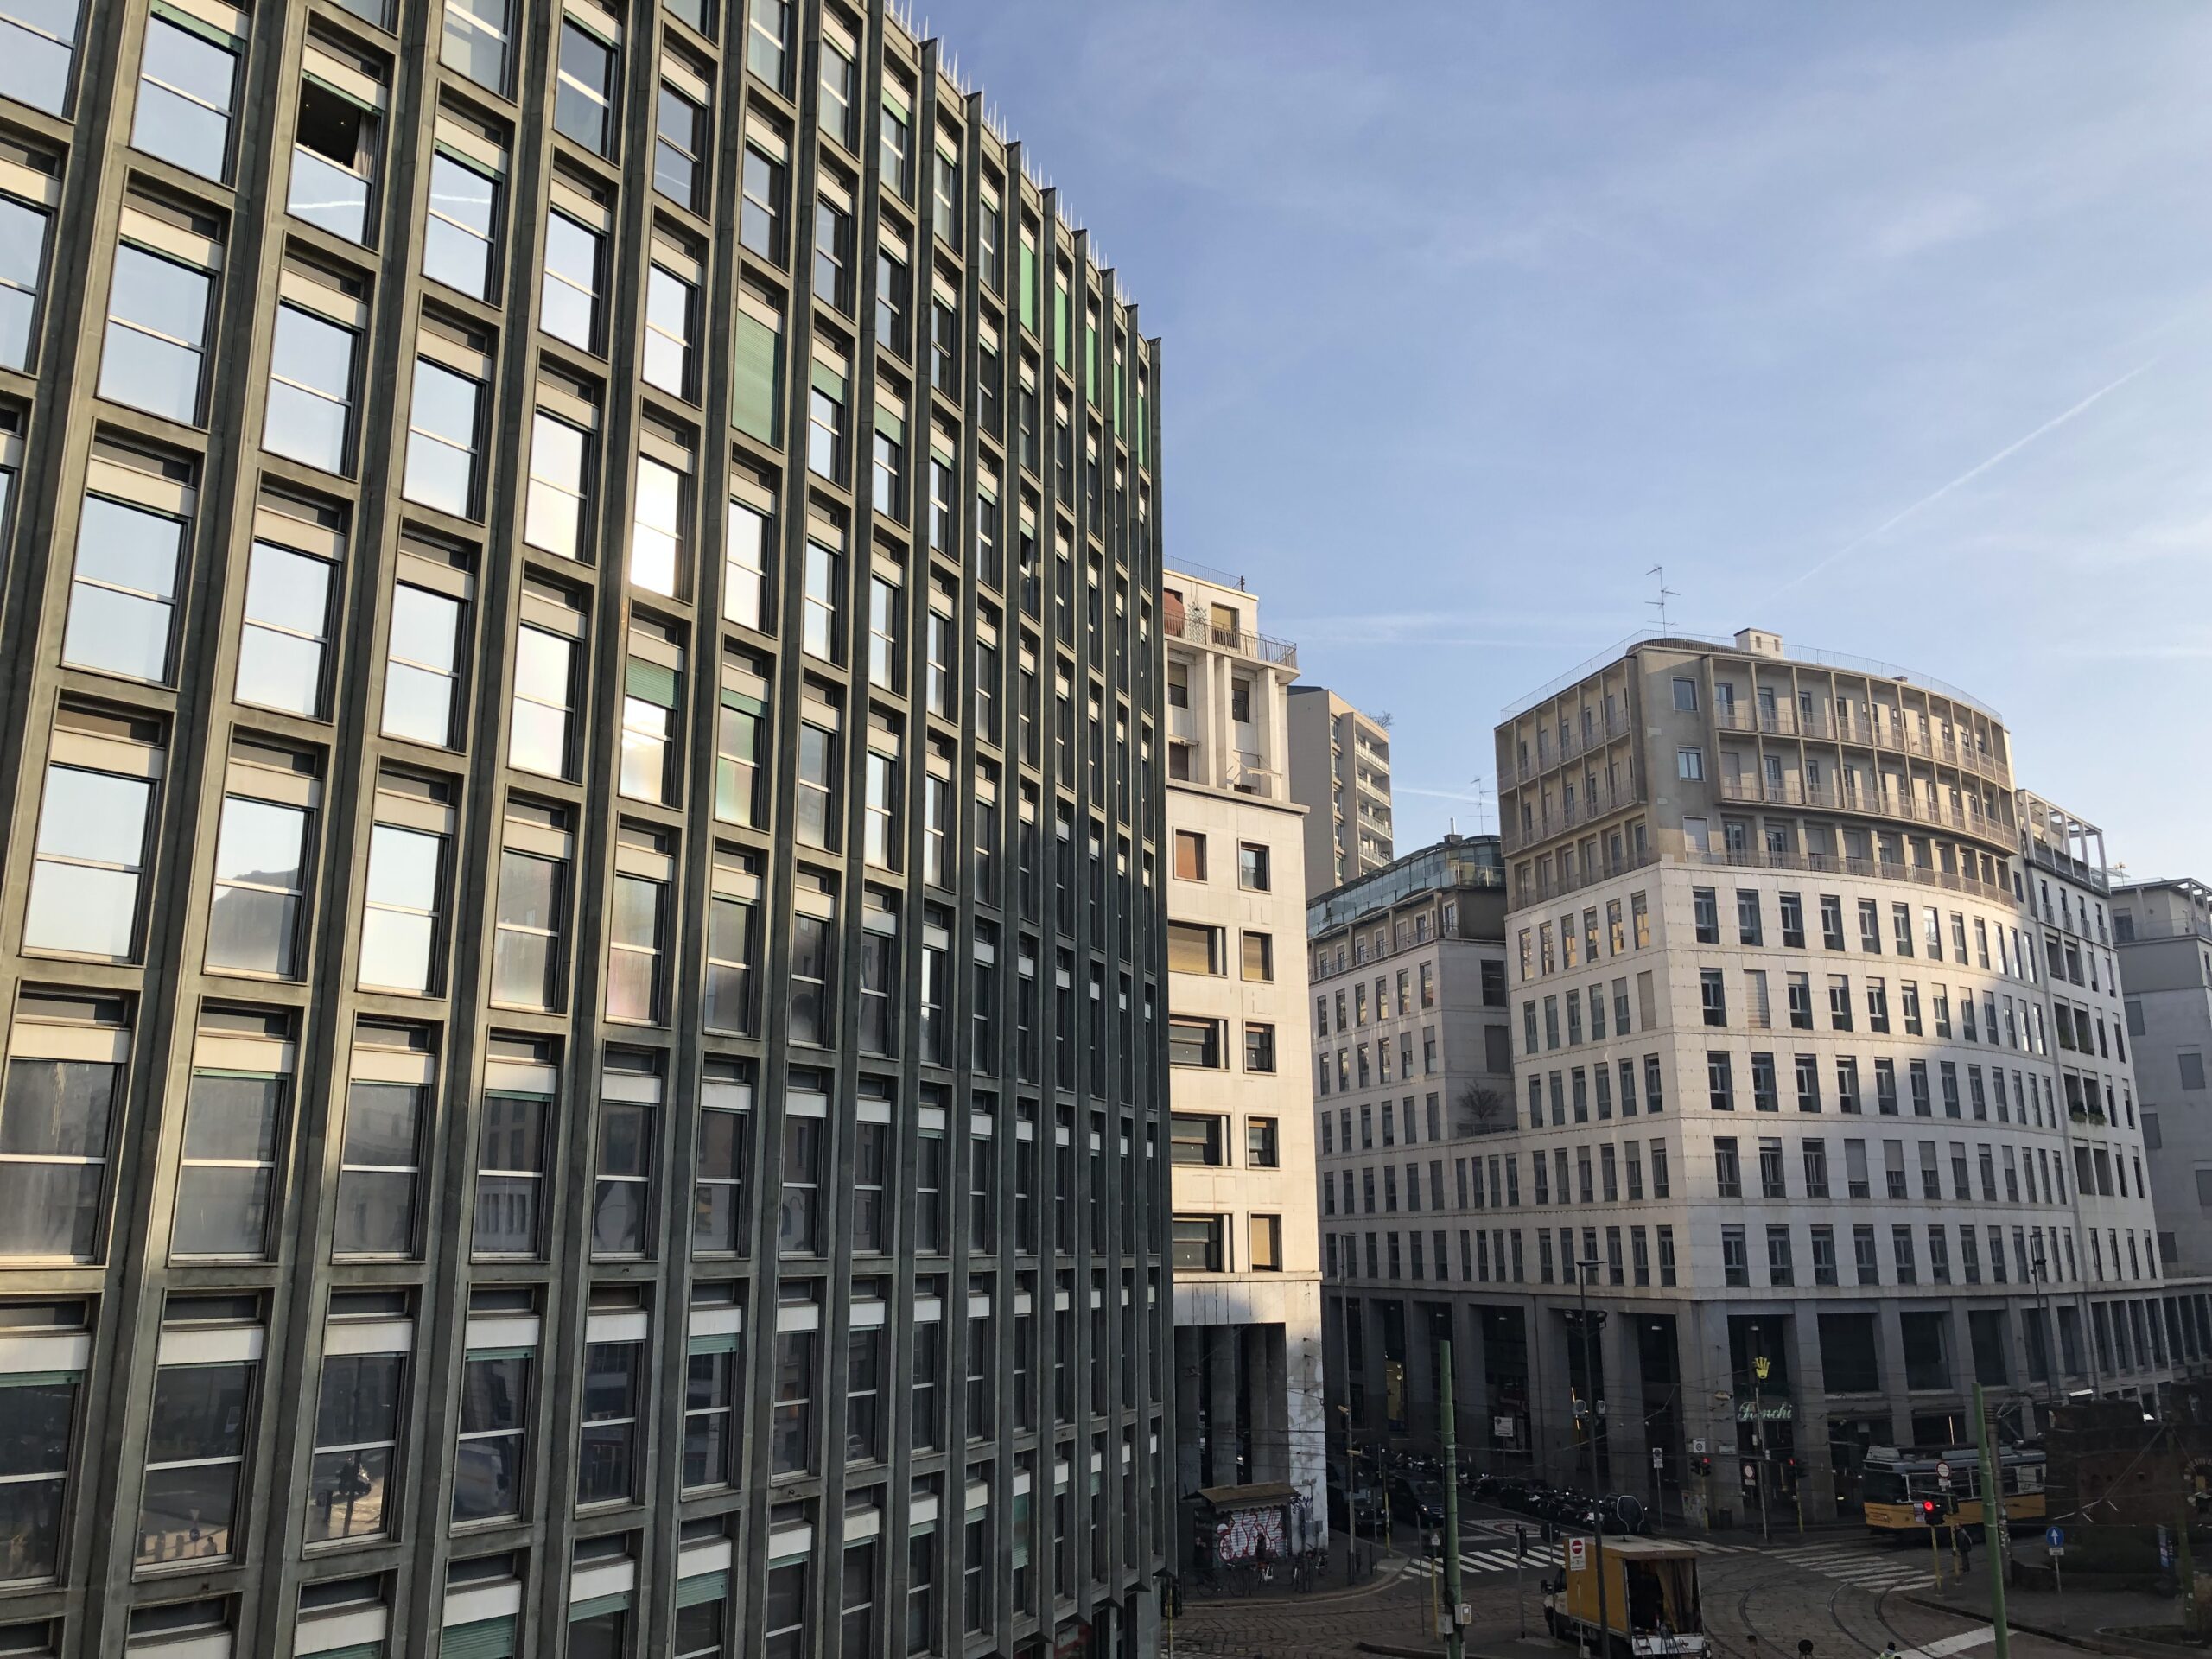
[1162,570,1325,1522]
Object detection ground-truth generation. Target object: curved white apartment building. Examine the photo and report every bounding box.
[1441,629,2163,1524]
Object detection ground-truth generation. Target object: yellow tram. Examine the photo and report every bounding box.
[1861,1445,2047,1539]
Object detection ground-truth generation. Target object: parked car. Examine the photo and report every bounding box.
[1329,1481,1389,1533]
[1391,1476,1448,1530]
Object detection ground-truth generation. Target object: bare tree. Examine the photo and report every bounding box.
[1459,1083,1506,1135]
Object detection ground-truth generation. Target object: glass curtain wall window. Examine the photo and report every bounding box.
[306,1345,404,1542]
[333,1073,425,1257]
[138,1348,255,1566]
[402,356,483,518]
[542,212,602,350]
[235,540,334,716]
[132,14,239,181]
[0,193,48,371]
[441,0,512,92]
[172,1065,286,1259]
[643,262,696,398]
[554,21,618,156]
[630,454,685,596]
[63,493,185,684]
[205,791,309,977]
[0,1003,125,1262]
[524,411,590,560]
[423,149,499,296]
[383,580,463,747]
[0,1,80,115]
[289,79,379,244]
[454,1347,530,1522]
[655,82,707,210]
[25,751,156,960]
[0,1348,78,1580]
[491,848,563,1010]
[263,302,358,474]
[358,822,443,994]
[511,624,575,777]
[101,243,213,426]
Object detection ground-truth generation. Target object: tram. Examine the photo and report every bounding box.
[1860,1445,2046,1539]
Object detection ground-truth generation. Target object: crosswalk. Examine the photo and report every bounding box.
[1688,1536,1947,1592]
[1403,1532,1942,1594]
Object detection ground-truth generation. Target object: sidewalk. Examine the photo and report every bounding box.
[1900,1568,2190,1657]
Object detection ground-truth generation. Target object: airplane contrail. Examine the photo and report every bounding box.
[1767,353,2164,601]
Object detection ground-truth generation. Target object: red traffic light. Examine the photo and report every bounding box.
[1919,1500,1942,1526]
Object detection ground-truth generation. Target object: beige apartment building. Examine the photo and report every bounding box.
[1162,571,1326,1528]
[2112,875,2212,1377]
[1321,628,2168,1526]
[1289,686,1395,888]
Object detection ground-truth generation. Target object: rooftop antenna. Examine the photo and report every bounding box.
[1467,774,1493,837]
[1646,564,1679,637]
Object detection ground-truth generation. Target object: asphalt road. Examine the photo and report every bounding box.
[1176,1509,2094,1659]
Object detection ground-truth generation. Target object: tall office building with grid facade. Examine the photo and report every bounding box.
[0,0,1171,1653]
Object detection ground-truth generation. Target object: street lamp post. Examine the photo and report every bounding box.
[2031,1240,2060,1418]
[1576,1258,1609,1659]
[1751,1355,1773,1544]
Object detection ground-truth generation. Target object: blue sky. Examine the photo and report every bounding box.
[920,0,2212,880]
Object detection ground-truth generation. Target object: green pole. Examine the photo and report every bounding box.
[1971,1384,2011,1659]
[1441,1338,1466,1659]
[2176,1421,2198,1636]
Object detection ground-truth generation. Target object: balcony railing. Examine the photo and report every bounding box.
[1511,844,2017,911]
[1170,606,1298,669]
[1713,706,2005,778]
[1713,777,2012,844]
[1499,769,1647,853]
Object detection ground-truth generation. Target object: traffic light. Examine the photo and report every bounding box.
[1695,1456,1713,1477]
[1919,1499,1942,1528]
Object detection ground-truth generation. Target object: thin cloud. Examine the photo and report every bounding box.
[1766,353,2167,602]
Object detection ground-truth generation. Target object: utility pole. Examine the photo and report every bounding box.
[1972,1385,2012,1659]
[1578,1259,1609,1659]
[1441,1339,1467,1659]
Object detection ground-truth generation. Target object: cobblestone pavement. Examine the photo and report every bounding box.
[1172,1533,2119,1659]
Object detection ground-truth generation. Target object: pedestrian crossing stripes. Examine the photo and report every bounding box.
[1403,1544,1562,1580]
[1686,1536,1947,1592]
[1404,1534,1944,1592]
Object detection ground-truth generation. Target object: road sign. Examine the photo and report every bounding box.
[1651,1446,1666,1469]
[1936,1460,1953,1491]
[2047,1526,2065,1549]
[1691,1439,1707,1455]
[1567,1537,1588,1570]
[2050,1546,2066,1559]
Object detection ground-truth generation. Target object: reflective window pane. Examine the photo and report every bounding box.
[0,194,49,370]
[440,0,509,92]
[359,823,442,993]
[172,1072,283,1256]
[64,493,181,682]
[0,0,79,115]
[100,245,210,423]
[25,765,151,957]
[334,1079,423,1256]
[402,358,481,516]
[132,17,236,181]
[263,305,355,473]
[205,795,308,976]
[424,153,498,296]
[382,582,462,747]
[236,541,331,715]
[0,1056,116,1260]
